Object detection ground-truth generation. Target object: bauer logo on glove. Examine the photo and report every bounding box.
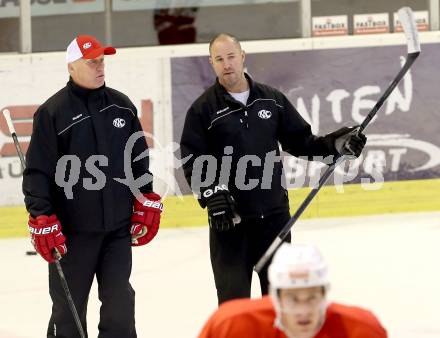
[141,199,164,210]
[29,223,60,235]
[200,185,241,232]
[28,214,67,263]
[130,192,163,246]
[202,184,229,199]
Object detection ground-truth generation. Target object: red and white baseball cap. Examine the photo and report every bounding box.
[66,35,116,63]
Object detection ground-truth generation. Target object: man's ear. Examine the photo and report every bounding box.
[67,62,75,76]
[209,56,213,66]
[242,50,246,63]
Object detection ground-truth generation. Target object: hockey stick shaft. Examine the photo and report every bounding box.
[3,109,36,257]
[2,109,86,338]
[54,250,86,338]
[254,157,343,272]
[2,109,26,171]
[254,7,421,273]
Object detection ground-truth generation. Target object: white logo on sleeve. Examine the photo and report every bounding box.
[83,42,92,49]
[258,110,272,119]
[113,118,126,128]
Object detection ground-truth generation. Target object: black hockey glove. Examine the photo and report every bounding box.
[325,126,367,158]
[200,185,241,232]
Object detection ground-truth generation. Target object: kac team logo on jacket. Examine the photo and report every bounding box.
[258,110,272,119]
[113,118,126,128]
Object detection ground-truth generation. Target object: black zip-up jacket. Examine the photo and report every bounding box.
[180,74,337,220]
[23,79,153,232]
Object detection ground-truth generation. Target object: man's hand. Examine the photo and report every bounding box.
[28,214,67,263]
[131,192,163,246]
[327,126,367,157]
[201,185,241,232]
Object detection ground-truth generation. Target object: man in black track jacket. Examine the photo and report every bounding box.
[180,33,366,305]
[23,35,163,338]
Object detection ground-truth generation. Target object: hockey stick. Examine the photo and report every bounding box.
[2,108,37,256]
[2,108,86,338]
[53,254,86,338]
[255,7,421,273]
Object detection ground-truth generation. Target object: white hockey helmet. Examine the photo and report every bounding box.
[268,243,329,289]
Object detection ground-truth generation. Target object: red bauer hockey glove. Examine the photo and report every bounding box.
[130,192,163,246]
[28,214,67,263]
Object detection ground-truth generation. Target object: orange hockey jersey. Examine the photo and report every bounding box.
[198,296,387,338]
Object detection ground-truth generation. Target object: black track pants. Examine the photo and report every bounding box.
[209,211,291,305]
[47,226,136,338]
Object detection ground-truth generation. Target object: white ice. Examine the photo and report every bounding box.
[0,211,439,338]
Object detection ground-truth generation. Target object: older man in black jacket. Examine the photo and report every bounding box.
[23,35,163,338]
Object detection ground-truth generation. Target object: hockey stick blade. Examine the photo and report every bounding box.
[254,7,421,273]
[398,7,421,54]
[2,109,16,134]
[359,6,420,133]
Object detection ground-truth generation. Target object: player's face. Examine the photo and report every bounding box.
[68,55,105,89]
[279,287,326,338]
[209,37,246,92]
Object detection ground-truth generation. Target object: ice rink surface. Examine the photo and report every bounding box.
[0,211,439,338]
